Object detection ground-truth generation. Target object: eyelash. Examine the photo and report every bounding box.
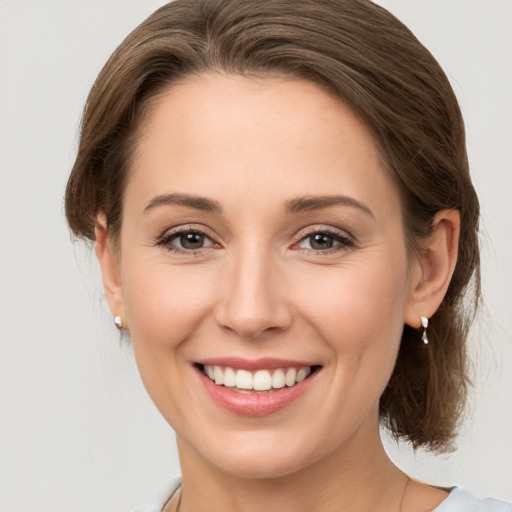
[155,226,355,256]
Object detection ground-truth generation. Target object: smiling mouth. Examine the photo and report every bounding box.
[197,364,320,394]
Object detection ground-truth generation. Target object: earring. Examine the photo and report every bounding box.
[420,316,429,345]
[114,316,123,330]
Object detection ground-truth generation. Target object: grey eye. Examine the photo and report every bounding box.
[178,232,207,250]
[308,233,336,250]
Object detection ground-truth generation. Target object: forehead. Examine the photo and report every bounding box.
[128,73,401,221]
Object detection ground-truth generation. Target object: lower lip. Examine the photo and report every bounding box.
[197,368,317,417]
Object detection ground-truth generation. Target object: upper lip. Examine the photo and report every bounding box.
[195,357,318,371]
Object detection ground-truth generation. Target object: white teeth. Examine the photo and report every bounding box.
[272,369,285,389]
[235,369,253,390]
[253,370,272,391]
[214,366,224,385]
[285,368,297,386]
[223,367,236,387]
[203,365,314,391]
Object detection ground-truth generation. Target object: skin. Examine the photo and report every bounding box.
[95,74,459,512]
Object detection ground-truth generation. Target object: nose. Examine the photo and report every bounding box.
[214,244,293,341]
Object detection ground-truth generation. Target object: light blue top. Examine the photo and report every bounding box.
[133,477,512,512]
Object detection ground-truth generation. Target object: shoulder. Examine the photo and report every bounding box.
[132,477,182,512]
[434,487,512,512]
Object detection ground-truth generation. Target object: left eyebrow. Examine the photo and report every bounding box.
[284,195,374,218]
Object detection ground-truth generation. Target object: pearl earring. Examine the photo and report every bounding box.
[420,316,429,345]
[114,316,123,330]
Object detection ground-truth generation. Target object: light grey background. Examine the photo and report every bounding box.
[0,1,511,511]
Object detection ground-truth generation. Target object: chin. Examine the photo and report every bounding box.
[183,428,327,480]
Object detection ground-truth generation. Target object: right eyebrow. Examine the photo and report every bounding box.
[143,193,223,215]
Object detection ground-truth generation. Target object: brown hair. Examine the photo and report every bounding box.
[65,0,480,452]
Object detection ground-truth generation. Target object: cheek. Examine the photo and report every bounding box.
[294,260,409,430]
[296,259,409,350]
[119,260,220,425]
[122,262,216,351]
[294,257,410,418]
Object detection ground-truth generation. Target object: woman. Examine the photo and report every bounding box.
[64,0,511,511]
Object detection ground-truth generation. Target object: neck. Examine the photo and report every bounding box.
[175,419,407,512]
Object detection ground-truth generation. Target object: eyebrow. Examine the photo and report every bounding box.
[143,193,374,217]
[144,193,222,214]
[284,195,374,217]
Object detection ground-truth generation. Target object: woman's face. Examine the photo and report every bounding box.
[110,74,421,477]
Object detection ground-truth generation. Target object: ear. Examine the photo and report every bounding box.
[404,209,460,329]
[94,213,127,329]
